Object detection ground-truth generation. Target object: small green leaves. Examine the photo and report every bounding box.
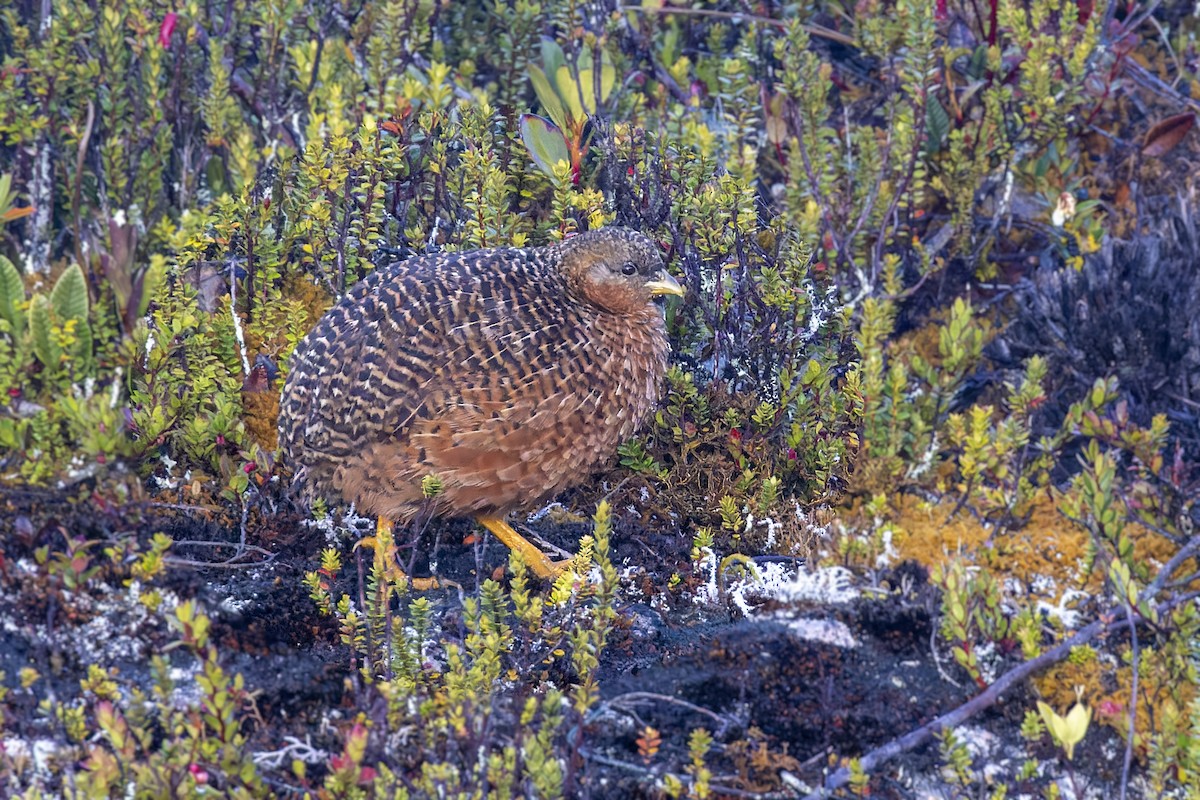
[925,96,950,156]
[686,728,714,799]
[718,495,742,532]
[617,437,666,478]
[421,472,445,499]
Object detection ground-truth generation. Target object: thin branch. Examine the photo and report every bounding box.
[801,590,1195,799]
[618,4,855,46]
[603,691,731,729]
[71,100,95,269]
[1145,532,1200,598]
[1119,600,1139,800]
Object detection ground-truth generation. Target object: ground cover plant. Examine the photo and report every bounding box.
[1,0,1200,796]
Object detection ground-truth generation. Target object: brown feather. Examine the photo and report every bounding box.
[278,228,676,525]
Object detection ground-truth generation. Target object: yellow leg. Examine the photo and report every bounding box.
[370,517,443,591]
[474,515,572,579]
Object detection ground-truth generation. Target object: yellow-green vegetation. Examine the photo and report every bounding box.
[2,0,1200,795]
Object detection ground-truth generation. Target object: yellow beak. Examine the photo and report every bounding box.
[646,270,685,297]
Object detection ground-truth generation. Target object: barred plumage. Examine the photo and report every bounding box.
[278,227,683,579]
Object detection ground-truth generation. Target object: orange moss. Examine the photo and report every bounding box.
[888,491,1092,589]
[240,276,333,452]
[242,390,280,451]
[284,275,333,333]
[243,276,332,355]
[884,486,1193,755]
[888,490,1176,595]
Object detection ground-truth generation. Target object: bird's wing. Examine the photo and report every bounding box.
[289,256,599,457]
[281,268,446,460]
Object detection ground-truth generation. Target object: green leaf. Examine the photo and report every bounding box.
[50,263,89,325]
[576,68,597,115]
[528,65,568,132]
[539,37,566,82]
[660,27,679,68]
[555,65,586,122]
[0,254,24,338]
[49,263,92,367]
[138,259,167,319]
[28,294,60,369]
[599,52,616,104]
[925,97,950,155]
[520,114,570,178]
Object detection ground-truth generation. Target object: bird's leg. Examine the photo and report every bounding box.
[366,516,443,591]
[474,515,571,579]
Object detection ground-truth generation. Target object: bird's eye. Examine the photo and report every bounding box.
[621,262,638,276]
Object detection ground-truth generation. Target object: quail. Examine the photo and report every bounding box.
[278,228,684,584]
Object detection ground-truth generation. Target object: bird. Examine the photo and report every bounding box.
[278,227,684,586]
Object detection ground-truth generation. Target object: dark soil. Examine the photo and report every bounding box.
[0,484,1123,797]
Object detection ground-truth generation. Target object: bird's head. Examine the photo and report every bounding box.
[558,228,685,314]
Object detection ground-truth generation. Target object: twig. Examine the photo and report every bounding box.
[1145,532,1200,598]
[229,257,251,376]
[164,545,275,569]
[869,88,927,287]
[1164,391,1200,411]
[929,618,963,689]
[137,501,225,514]
[71,100,95,269]
[1121,59,1200,115]
[617,4,855,47]
[786,104,843,270]
[801,591,1193,799]
[603,691,731,729]
[1119,600,1138,800]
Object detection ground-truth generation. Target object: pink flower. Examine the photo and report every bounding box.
[158,13,178,48]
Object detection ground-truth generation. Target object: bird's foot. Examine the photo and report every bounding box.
[540,556,577,579]
[356,516,451,592]
[474,514,576,580]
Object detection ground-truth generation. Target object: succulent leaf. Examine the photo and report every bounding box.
[528,65,568,132]
[520,114,570,178]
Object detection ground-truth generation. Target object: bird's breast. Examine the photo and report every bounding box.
[585,310,671,441]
